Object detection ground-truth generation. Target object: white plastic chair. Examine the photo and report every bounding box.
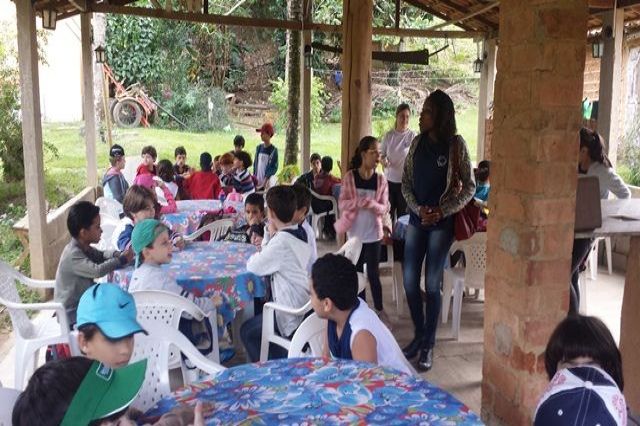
[0,386,21,425]
[0,261,71,390]
[334,236,362,265]
[588,236,612,279]
[183,218,234,242]
[95,196,123,220]
[309,189,338,239]
[287,313,327,358]
[129,321,225,412]
[441,232,487,340]
[259,301,312,362]
[369,242,404,315]
[131,290,220,384]
[122,156,140,186]
[94,213,120,253]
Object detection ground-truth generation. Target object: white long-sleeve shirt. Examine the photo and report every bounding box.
[247,224,311,336]
[128,263,215,313]
[585,162,631,199]
[301,220,317,274]
[381,128,415,183]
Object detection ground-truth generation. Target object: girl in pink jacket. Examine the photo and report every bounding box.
[335,136,392,328]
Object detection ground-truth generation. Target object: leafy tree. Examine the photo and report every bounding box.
[0,23,23,182]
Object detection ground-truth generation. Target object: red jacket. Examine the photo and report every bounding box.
[314,171,341,196]
[184,171,222,200]
[136,163,156,176]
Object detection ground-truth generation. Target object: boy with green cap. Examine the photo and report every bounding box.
[12,357,205,425]
[75,283,147,369]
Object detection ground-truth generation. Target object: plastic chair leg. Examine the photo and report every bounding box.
[578,273,588,315]
[605,237,612,275]
[441,271,454,324]
[589,245,598,280]
[451,279,465,341]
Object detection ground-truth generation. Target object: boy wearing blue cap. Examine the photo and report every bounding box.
[76,283,147,369]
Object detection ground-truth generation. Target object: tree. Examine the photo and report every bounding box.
[284,0,302,166]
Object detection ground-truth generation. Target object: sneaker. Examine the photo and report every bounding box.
[376,309,393,331]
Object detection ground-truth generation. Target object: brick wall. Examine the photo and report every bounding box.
[584,51,601,101]
[481,1,588,424]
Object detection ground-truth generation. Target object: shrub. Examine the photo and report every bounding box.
[269,76,328,130]
[277,164,300,184]
[620,109,640,187]
[159,85,229,132]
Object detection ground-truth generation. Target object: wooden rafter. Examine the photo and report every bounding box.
[402,0,476,32]
[427,1,499,31]
[429,0,498,31]
[311,22,484,38]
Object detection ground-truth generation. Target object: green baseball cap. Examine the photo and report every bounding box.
[131,219,168,267]
[61,359,147,426]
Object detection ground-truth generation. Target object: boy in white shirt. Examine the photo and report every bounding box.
[241,185,311,362]
[291,183,317,274]
[310,253,412,375]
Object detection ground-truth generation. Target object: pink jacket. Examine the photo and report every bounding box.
[334,170,389,239]
[133,174,177,214]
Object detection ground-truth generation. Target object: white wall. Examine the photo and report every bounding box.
[0,2,83,123]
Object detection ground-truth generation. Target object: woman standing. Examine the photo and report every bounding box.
[335,136,392,327]
[381,103,416,222]
[401,90,475,371]
[569,128,630,314]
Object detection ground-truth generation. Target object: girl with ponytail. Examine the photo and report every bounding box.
[335,136,392,328]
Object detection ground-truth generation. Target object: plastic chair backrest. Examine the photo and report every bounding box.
[122,156,139,186]
[132,290,205,328]
[129,321,224,412]
[0,387,21,425]
[207,218,234,242]
[0,262,34,339]
[95,197,123,219]
[288,313,327,358]
[96,213,120,252]
[461,232,487,288]
[334,236,362,265]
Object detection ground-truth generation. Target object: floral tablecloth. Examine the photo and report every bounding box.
[110,241,264,334]
[162,200,245,236]
[141,357,484,425]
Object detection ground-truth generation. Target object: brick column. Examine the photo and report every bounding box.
[481,1,588,424]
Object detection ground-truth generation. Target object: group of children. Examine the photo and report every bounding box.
[102,122,280,206]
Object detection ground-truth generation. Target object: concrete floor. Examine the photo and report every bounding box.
[0,239,625,416]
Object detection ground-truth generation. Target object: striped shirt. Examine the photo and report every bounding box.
[233,168,255,193]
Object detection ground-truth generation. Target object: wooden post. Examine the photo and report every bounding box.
[81,12,98,187]
[340,0,373,172]
[620,236,640,413]
[476,38,497,162]
[15,0,48,279]
[301,0,312,173]
[102,66,113,148]
[597,8,624,168]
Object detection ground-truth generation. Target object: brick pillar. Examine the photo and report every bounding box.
[481,1,588,425]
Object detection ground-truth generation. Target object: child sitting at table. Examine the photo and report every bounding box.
[129,219,216,361]
[233,134,245,153]
[218,192,265,245]
[291,183,317,273]
[102,144,129,204]
[310,253,412,375]
[136,145,157,177]
[156,159,179,200]
[12,357,204,426]
[218,152,235,191]
[535,314,629,425]
[241,186,311,362]
[184,152,222,200]
[134,173,177,215]
[55,201,133,325]
[232,151,255,194]
[115,185,184,252]
[173,146,191,199]
[75,283,146,368]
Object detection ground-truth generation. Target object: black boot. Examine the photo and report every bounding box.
[402,338,423,359]
[418,348,434,371]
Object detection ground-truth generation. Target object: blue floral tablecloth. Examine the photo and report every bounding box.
[141,357,483,425]
[161,200,224,236]
[110,241,265,333]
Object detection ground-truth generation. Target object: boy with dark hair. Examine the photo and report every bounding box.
[233,134,245,153]
[310,254,411,375]
[232,150,255,194]
[474,159,491,207]
[218,192,265,245]
[295,153,322,189]
[173,146,191,199]
[136,145,157,176]
[313,155,341,239]
[241,185,310,362]
[184,152,222,200]
[253,123,278,189]
[55,201,133,324]
[291,183,317,272]
[102,144,129,203]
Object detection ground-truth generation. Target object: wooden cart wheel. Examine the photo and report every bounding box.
[113,99,143,128]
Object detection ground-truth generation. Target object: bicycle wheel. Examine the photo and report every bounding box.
[113,99,143,128]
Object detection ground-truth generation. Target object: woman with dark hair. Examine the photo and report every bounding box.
[335,136,392,328]
[401,90,475,371]
[534,315,627,425]
[569,128,630,314]
[381,103,416,222]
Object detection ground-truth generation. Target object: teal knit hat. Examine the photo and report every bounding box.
[131,219,168,267]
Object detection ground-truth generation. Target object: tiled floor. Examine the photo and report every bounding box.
[0,239,625,416]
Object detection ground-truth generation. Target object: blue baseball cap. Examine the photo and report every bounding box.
[77,284,146,339]
[534,365,627,426]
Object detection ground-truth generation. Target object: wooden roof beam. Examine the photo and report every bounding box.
[402,0,476,32]
[431,0,498,31]
[311,22,484,38]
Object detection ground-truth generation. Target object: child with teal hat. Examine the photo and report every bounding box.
[76,283,146,369]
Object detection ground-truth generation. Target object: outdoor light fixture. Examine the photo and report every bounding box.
[304,44,312,69]
[473,41,484,73]
[94,45,106,64]
[41,9,57,30]
[592,40,604,58]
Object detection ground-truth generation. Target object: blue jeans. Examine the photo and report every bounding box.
[240,314,289,362]
[402,218,454,349]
